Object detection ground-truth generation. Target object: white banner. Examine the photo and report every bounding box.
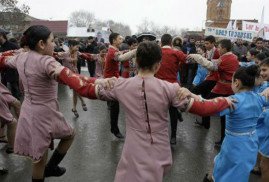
[242,21,269,40]
[205,27,255,42]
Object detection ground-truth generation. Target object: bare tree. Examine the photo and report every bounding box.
[95,19,131,37]
[69,10,95,27]
[0,0,30,34]
[137,19,151,33]
[137,19,183,37]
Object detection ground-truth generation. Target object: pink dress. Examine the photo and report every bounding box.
[6,51,74,161]
[0,83,16,127]
[98,75,189,182]
[58,52,79,73]
[95,55,105,78]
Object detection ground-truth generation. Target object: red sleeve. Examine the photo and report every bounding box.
[1,51,15,57]
[80,53,93,61]
[188,97,229,116]
[59,68,97,99]
[0,57,8,72]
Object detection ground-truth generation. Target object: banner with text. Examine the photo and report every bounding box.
[205,27,255,42]
[242,21,269,40]
[205,27,256,41]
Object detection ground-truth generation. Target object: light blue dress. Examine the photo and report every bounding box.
[193,64,207,86]
[253,81,269,94]
[212,91,269,182]
[257,110,269,158]
[253,81,269,157]
[240,61,255,67]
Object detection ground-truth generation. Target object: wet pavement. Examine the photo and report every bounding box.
[0,70,262,182]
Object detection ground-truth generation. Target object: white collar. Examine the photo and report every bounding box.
[109,45,119,51]
[162,46,172,49]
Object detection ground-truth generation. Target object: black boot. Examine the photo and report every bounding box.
[203,174,211,182]
[44,150,66,177]
[32,178,44,182]
[111,129,124,139]
[170,136,176,145]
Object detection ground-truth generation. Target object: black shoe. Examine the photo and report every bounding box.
[251,168,262,175]
[6,147,13,154]
[214,141,222,147]
[32,178,44,182]
[45,150,67,177]
[113,131,124,139]
[170,137,176,145]
[0,168,8,175]
[45,166,66,177]
[203,173,211,182]
[203,122,210,129]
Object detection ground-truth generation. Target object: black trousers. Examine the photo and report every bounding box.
[202,92,230,142]
[108,101,120,133]
[2,80,20,100]
[169,106,178,138]
[191,80,217,98]
[87,61,96,77]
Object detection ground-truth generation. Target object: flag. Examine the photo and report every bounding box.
[232,20,238,30]
[226,20,233,30]
[258,6,265,38]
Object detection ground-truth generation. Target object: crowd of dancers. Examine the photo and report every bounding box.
[0,25,269,182]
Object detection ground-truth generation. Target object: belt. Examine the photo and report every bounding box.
[225,129,256,136]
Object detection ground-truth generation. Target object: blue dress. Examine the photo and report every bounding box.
[213,91,269,182]
[240,61,255,67]
[257,110,269,158]
[193,64,207,85]
[253,81,269,94]
[253,81,269,156]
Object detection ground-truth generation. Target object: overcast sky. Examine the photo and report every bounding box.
[18,0,269,34]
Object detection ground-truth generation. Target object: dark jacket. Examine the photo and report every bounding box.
[0,40,19,82]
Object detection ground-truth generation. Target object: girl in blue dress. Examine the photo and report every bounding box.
[255,58,269,182]
[193,46,207,87]
[202,65,269,182]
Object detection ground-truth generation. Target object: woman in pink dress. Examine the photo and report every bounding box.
[58,41,235,182]
[56,40,87,117]
[94,45,107,78]
[79,45,107,79]
[0,25,115,182]
[0,82,20,175]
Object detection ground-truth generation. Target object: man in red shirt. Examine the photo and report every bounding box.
[189,39,239,146]
[156,34,187,145]
[104,33,136,138]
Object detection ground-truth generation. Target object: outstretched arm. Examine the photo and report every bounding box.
[79,52,97,61]
[178,88,236,116]
[188,54,219,71]
[115,49,136,62]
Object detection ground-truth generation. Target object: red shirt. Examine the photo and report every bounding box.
[104,47,120,78]
[156,47,187,84]
[211,53,239,95]
[206,48,220,81]
[122,61,130,78]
